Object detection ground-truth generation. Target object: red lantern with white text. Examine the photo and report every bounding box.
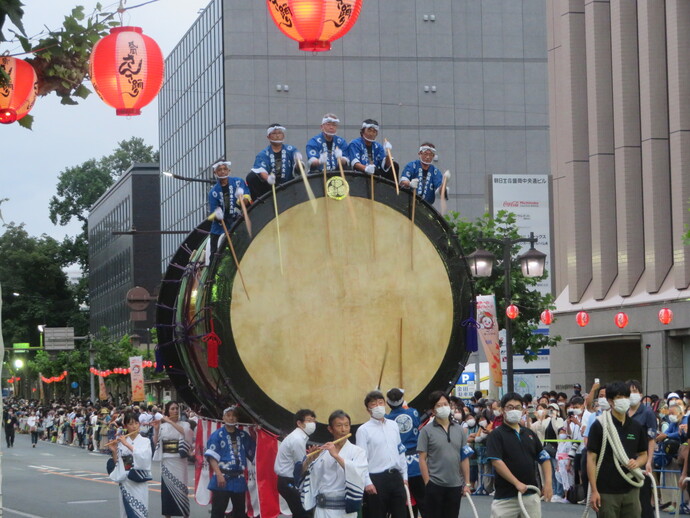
[266,0,364,52]
[576,311,590,327]
[0,56,37,124]
[659,308,673,325]
[614,312,629,329]
[89,26,164,116]
[540,309,554,325]
[506,304,519,320]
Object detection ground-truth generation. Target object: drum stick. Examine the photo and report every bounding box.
[377,342,389,390]
[105,430,138,447]
[370,174,376,259]
[399,318,404,388]
[305,433,353,460]
[296,156,318,214]
[271,184,284,275]
[439,170,449,216]
[410,191,417,271]
[219,217,251,301]
[336,149,357,225]
[239,196,252,238]
[322,162,333,255]
[384,139,399,195]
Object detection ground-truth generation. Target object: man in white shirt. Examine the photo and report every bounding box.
[355,391,407,518]
[274,409,317,518]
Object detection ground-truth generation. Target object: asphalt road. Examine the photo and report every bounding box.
[2,433,590,517]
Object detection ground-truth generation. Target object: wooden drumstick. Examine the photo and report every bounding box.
[296,156,318,213]
[410,189,417,271]
[377,342,389,390]
[322,162,333,255]
[238,196,252,238]
[440,170,450,216]
[105,430,138,447]
[305,433,352,460]
[336,148,357,225]
[207,215,250,301]
[271,184,284,275]
[384,139,399,195]
[370,174,376,259]
[399,317,404,388]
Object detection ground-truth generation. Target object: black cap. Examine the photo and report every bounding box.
[574,383,581,389]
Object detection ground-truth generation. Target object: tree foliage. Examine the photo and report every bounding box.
[49,137,159,271]
[447,210,560,360]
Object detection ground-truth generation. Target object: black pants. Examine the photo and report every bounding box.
[363,470,406,518]
[246,171,274,201]
[210,489,246,518]
[580,446,588,490]
[30,431,39,445]
[5,429,14,447]
[424,481,462,518]
[277,476,310,518]
[639,473,654,518]
[408,475,426,517]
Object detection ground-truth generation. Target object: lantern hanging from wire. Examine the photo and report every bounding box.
[614,312,629,329]
[89,26,164,116]
[506,304,519,320]
[0,55,38,124]
[540,309,554,325]
[658,307,673,325]
[576,311,590,327]
[266,0,364,52]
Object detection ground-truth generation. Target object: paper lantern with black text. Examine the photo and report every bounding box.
[614,312,629,329]
[576,311,590,327]
[0,56,37,124]
[506,304,519,320]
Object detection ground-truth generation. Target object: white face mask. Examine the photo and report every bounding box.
[435,405,451,419]
[466,419,476,428]
[558,433,568,440]
[493,409,501,417]
[478,420,488,428]
[629,393,642,406]
[454,412,463,422]
[537,409,545,417]
[370,405,386,420]
[598,397,610,411]
[613,398,631,413]
[303,421,316,435]
[570,408,582,415]
[669,414,679,424]
[505,409,522,424]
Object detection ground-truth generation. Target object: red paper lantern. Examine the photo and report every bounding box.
[540,309,554,325]
[89,26,164,116]
[659,307,673,325]
[266,0,364,52]
[0,55,37,124]
[614,312,629,329]
[576,311,590,327]
[506,304,519,319]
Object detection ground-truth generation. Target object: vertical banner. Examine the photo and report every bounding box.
[129,356,145,402]
[476,295,502,387]
[98,375,107,401]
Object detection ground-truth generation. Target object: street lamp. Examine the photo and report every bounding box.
[466,232,547,392]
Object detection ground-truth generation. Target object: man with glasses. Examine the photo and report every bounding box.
[487,392,553,518]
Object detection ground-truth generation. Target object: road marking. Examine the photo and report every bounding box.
[3,507,46,518]
[66,500,109,504]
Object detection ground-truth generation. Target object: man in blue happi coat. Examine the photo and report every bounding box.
[400,143,450,205]
[307,113,349,172]
[347,119,398,183]
[208,161,251,256]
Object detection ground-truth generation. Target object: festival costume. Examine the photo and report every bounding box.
[108,435,153,518]
[301,440,367,518]
[247,144,299,200]
[400,160,444,204]
[306,133,348,172]
[153,421,193,516]
[208,177,250,255]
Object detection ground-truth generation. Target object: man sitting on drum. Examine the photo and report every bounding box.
[347,119,398,183]
[208,161,251,256]
[307,114,349,172]
[400,143,450,205]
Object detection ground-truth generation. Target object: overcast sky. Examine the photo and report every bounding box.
[1,0,210,241]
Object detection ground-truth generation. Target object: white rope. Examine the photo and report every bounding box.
[517,485,541,518]
[675,477,690,518]
[581,411,660,518]
[463,490,480,518]
[403,484,414,518]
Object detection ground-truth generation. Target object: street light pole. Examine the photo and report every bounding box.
[502,240,515,393]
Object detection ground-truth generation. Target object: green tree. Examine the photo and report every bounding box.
[447,210,560,360]
[49,137,159,271]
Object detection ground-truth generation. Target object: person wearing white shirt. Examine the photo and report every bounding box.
[355,391,407,518]
[274,409,317,518]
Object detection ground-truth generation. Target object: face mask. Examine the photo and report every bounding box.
[454,412,463,422]
[570,408,582,416]
[505,410,522,424]
[466,419,476,428]
[613,398,631,413]
[493,409,501,417]
[668,414,679,423]
[629,393,642,406]
[370,405,386,420]
[435,405,451,419]
[478,420,488,428]
[598,398,610,411]
[303,422,316,435]
[473,407,481,415]
[420,157,433,165]
[269,139,284,145]
[558,401,565,407]
[558,433,568,440]
[537,409,545,417]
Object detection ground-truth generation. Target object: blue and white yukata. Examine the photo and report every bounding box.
[108,434,152,518]
[346,137,388,171]
[306,133,348,172]
[252,144,299,184]
[400,160,444,204]
[208,178,250,238]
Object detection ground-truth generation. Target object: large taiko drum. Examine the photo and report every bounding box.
[157,171,473,441]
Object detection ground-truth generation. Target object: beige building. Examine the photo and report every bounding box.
[547,1,690,395]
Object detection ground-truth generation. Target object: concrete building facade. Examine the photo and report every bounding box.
[547,1,690,394]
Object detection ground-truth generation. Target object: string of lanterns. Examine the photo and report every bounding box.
[41,371,68,384]
[505,305,674,329]
[7,376,21,384]
[90,360,156,378]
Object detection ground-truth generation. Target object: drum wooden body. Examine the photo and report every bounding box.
[157,172,473,441]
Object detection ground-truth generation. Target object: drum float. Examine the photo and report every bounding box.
[157,172,474,441]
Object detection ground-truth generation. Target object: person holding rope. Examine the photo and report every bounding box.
[246,123,302,200]
[307,114,349,172]
[586,380,648,517]
[208,161,251,256]
[347,119,397,182]
[486,392,553,518]
[301,409,367,518]
[204,405,256,518]
[274,408,317,518]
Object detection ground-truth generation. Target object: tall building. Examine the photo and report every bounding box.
[547,1,690,393]
[88,163,161,337]
[159,0,550,268]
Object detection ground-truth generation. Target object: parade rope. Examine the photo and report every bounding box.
[517,485,541,518]
[464,490,480,518]
[582,410,660,518]
[675,477,690,517]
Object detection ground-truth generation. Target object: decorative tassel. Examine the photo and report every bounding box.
[154,346,164,373]
[461,301,480,353]
[202,318,221,368]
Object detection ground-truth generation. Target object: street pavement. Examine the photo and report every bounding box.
[2,433,591,517]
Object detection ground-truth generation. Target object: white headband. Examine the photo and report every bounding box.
[322,116,340,124]
[267,125,286,136]
[213,161,232,171]
[223,406,236,415]
[419,146,436,154]
[361,122,379,131]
